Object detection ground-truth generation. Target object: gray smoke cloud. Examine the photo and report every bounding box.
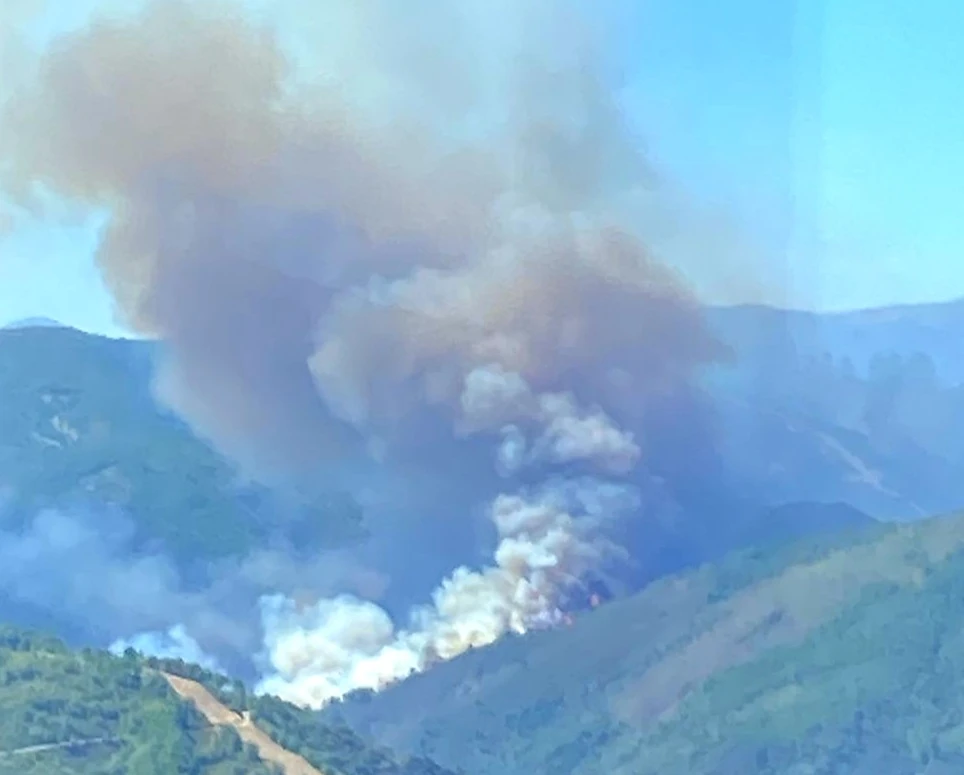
[0,505,386,677]
[0,0,735,704]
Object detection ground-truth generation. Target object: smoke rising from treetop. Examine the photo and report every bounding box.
[0,0,731,705]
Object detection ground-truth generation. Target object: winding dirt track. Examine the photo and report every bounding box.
[0,737,117,758]
[163,672,326,775]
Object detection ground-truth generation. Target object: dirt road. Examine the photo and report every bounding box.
[0,736,117,758]
[163,673,326,775]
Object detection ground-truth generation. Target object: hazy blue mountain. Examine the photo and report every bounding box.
[0,325,364,565]
[707,298,964,383]
[705,298,964,520]
[1,316,67,330]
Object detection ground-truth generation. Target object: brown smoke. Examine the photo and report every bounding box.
[0,0,724,473]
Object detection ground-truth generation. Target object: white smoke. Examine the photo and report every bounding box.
[460,364,640,475]
[255,480,628,708]
[111,624,223,673]
[256,360,638,708]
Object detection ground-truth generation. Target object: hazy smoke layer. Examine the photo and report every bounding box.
[0,505,385,678]
[110,625,223,673]
[0,0,727,704]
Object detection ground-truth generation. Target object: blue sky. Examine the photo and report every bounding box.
[1,0,963,336]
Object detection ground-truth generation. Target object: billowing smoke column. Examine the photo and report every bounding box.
[0,0,726,706]
[258,478,638,706]
[259,350,647,705]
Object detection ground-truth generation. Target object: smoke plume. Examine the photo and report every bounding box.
[0,504,386,677]
[0,0,728,705]
[257,478,637,706]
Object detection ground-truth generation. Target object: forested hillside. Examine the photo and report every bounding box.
[0,626,457,774]
[0,326,364,564]
[0,626,275,773]
[325,511,964,774]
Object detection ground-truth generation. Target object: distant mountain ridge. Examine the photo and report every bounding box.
[706,296,964,383]
[704,296,964,520]
[1,316,66,330]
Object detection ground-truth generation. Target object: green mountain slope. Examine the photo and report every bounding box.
[325,512,964,774]
[0,626,277,774]
[0,626,457,775]
[0,326,363,563]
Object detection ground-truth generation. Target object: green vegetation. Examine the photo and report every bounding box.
[0,625,276,773]
[326,512,964,774]
[0,626,459,775]
[0,327,363,563]
[147,658,460,775]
